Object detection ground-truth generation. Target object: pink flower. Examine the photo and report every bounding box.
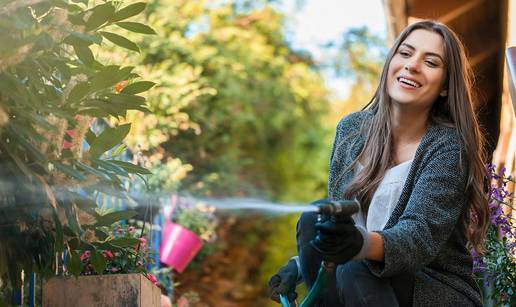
[111,267,119,273]
[128,226,135,233]
[146,273,158,285]
[62,140,73,150]
[103,250,114,260]
[138,237,147,248]
[80,251,91,261]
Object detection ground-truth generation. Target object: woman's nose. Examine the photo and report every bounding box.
[404,60,420,73]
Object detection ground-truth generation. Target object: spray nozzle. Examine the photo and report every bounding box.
[312,199,360,217]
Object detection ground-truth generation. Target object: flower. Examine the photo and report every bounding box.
[138,237,147,248]
[114,81,126,94]
[146,272,158,285]
[80,250,91,261]
[473,163,516,305]
[103,250,114,260]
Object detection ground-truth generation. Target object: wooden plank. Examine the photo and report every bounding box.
[410,0,485,22]
[43,274,160,307]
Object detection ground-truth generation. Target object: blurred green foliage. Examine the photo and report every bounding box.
[123,0,332,202]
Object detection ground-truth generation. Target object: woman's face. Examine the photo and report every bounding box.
[386,29,447,110]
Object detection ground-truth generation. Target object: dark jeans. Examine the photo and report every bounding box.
[296,212,414,307]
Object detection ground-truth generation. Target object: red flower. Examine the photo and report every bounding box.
[115,81,126,94]
[146,272,158,285]
[103,250,114,260]
[80,251,91,261]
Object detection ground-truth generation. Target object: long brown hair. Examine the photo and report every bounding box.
[342,20,489,253]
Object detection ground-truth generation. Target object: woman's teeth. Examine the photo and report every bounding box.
[398,77,421,88]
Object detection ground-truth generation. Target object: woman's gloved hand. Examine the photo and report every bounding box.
[268,258,299,303]
[310,217,367,264]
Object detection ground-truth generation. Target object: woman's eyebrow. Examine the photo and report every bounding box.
[400,43,444,62]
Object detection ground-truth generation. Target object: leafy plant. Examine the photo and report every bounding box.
[473,164,515,306]
[68,214,155,278]
[0,0,156,296]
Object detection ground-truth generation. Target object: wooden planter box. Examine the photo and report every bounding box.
[43,274,161,307]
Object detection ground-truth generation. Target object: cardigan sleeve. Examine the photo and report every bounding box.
[367,146,469,277]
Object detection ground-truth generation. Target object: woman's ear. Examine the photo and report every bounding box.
[440,89,448,97]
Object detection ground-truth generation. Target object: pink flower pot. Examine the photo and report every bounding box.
[159,222,203,273]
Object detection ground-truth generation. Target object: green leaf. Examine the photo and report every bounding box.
[120,81,156,95]
[75,161,111,181]
[67,251,82,277]
[63,202,83,234]
[68,238,94,251]
[52,211,64,253]
[73,45,94,66]
[85,3,115,31]
[106,93,145,105]
[116,22,156,35]
[92,158,129,177]
[53,161,86,181]
[85,129,96,146]
[73,196,98,215]
[68,81,91,103]
[104,93,149,112]
[99,31,139,53]
[94,229,109,241]
[88,123,131,158]
[71,0,88,4]
[90,65,133,92]
[94,210,138,227]
[110,2,147,23]
[64,32,102,46]
[106,160,152,174]
[78,107,110,118]
[90,250,106,274]
[62,226,77,237]
[108,237,139,248]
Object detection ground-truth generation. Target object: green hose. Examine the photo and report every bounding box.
[279,261,335,307]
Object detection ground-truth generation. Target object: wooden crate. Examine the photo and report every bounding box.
[43,274,161,307]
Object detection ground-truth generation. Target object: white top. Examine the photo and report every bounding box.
[353,159,413,231]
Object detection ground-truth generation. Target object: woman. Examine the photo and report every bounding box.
[268,20,489,307]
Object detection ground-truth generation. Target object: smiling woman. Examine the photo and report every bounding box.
[269,20,489,307]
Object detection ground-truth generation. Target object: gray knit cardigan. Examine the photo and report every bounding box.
[328,110,483,307]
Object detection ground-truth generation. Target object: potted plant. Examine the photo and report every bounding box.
[44,214,162,306]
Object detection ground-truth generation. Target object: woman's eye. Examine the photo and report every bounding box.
[399,51,410,57]
[425,60,437,67]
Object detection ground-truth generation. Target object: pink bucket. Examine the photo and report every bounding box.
[159,222,203,273]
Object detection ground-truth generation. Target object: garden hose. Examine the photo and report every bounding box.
[279,261,336,307]
[279,199,359,307]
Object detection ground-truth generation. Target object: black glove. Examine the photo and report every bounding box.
[310,217,365,264]
[268,258,299,303]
